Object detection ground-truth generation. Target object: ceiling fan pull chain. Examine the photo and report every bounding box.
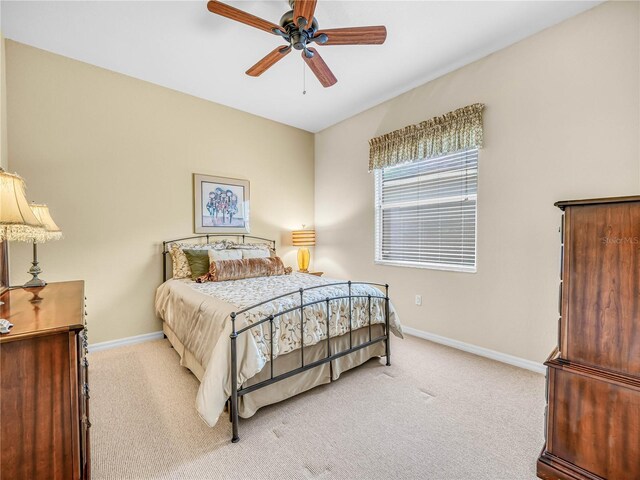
[303,61,307,95]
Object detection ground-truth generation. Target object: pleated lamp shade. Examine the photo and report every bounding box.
[0,170,44,241]
[292,229,316,247]
[30,204,63,243]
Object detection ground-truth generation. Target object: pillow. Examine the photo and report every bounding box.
[229,242,276,258]
[231,242,270,250]
[172,240,230,251]
[240,249,271,259]
[183,249,211,280]
[208,249,243,262]
[169,244,192,279]
[196,257,292,283]
[168,241,233,279]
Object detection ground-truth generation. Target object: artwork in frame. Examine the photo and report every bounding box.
[193,174,250,234]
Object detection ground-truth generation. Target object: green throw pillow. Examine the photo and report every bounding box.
[183,249,210,280]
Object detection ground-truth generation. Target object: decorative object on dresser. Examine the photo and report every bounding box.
[0,169,45,292]
[0,169,44,241]
[0,240,8,295]
[292,227,315,272]
[193,174,250,234]
[537,196,640,480]
[23,203,63,287]
[0,281,90,479]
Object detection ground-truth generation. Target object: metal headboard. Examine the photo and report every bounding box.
[161,234,276,282]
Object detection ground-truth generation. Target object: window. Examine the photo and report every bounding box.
[374,148,478,272]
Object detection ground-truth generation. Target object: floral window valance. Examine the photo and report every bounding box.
[368,103,485,171]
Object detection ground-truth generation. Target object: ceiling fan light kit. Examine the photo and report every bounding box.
[206,0,387,88]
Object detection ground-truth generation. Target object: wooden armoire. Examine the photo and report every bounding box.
[537,196,640,480]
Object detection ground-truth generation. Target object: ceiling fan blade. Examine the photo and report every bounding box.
[302,48,337,88]
[246,46,291,77]
[293,0,317,28]
[207,1,285,35]
[315,26,387,45]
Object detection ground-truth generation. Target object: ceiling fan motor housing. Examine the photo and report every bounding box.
[279,10,319,50]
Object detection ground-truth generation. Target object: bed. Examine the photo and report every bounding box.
[155,234,403,443]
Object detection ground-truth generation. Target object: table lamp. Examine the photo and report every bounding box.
[0,169,44,325]
[292,227,315,273]
[24,203,62,287]
[0,169,44,242]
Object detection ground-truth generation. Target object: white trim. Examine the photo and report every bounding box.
[374,259,477,273]
[86,327,545,374]
[402,326,545,374]
[88,331,164,353]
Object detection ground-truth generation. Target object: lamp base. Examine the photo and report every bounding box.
[297,247,310,273]
[24,277,46,288]
[24,242,46,288]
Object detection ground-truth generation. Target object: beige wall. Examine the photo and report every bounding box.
[315,1,640,364]
[5,41,315,344]
[4,2,639,361]
[1,32,7,169]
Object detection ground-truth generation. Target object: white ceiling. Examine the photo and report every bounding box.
[1,0,600,132]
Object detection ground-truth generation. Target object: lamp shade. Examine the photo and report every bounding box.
[0,169,44,241]
[30,203,62,243]
[292,229,316,247]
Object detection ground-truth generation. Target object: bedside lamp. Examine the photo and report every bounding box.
[0,169,44,326]
[292,227,315,273]
[0,169,44,242]
[0,168,42,326]
[24,203,62,287]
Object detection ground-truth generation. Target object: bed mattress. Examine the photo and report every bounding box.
[155,272,402,426]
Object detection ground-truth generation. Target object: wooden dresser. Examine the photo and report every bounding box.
[537,196,640,480]
[0,281,90,479]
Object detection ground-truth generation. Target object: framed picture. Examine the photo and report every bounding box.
[193,174,250,234]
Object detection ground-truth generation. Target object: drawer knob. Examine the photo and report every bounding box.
[82,417,92,429]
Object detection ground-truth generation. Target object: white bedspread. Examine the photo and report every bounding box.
[155,272,402,426]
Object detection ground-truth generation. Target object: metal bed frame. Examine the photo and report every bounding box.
[162,234,391,443]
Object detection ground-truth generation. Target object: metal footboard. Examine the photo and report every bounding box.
[228,281,391,443]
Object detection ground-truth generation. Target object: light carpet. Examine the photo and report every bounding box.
[89,335,545,479]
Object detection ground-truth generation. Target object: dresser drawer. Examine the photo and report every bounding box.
[542,363,640,480]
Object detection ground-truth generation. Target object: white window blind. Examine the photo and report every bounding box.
[374,148,478,272]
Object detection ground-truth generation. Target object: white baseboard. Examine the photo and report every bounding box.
[402,326,546,374]
[88,331,164,353]
[87,327,545,374]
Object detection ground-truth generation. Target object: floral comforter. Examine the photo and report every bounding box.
[155,272,402,426]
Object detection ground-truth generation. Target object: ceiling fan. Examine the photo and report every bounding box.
[206,0,387,88]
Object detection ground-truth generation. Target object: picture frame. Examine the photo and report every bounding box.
[193,174,250,234]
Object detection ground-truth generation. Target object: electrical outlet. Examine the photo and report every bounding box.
[415,295,422,306]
